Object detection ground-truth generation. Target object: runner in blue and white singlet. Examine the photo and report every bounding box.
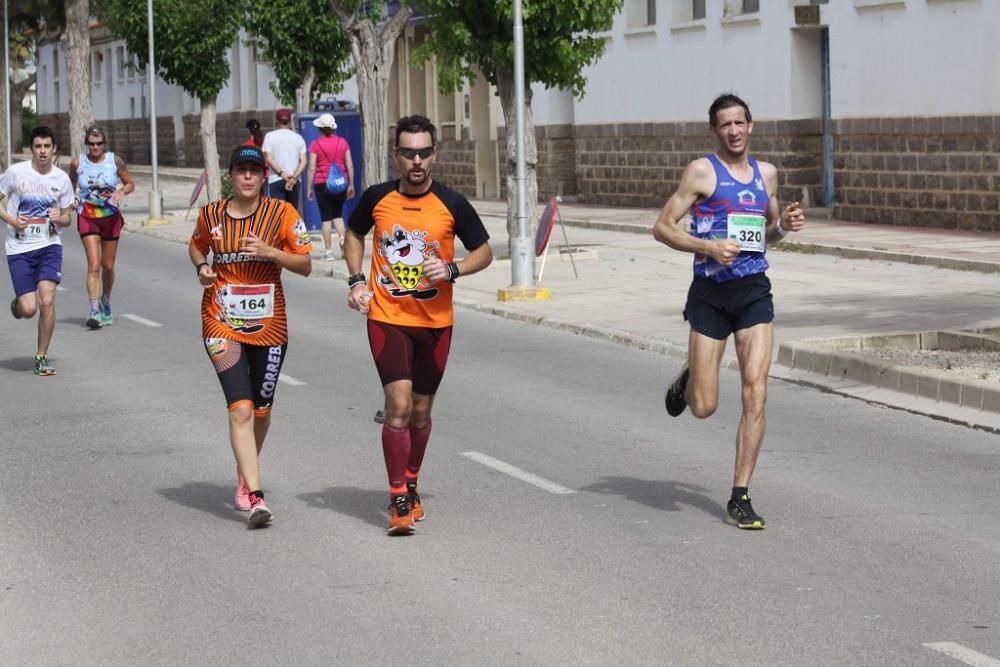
[652,94,807,531]
[690,153,769,282]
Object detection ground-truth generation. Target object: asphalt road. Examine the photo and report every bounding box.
[1,230,998,666]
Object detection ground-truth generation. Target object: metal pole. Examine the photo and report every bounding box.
[146,0,163,220]
[4,0,11,169]
[509,0,534,287]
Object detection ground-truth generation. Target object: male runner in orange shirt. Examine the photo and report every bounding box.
[345,115,493,535]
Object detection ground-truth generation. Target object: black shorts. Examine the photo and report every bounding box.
[367,320,452,395]
[683,273,774,340]
[204,338,288,416]
[316,187,347,221]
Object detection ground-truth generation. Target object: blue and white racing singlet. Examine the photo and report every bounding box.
[689,154,769,283]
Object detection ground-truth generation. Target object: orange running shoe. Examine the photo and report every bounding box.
[407,483,424,522]
[387,495,414,535]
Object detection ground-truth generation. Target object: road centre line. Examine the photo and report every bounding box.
[923,642,1000,667]
[278,374,305,386]
[120,314,162,327]
[460,451,575,495]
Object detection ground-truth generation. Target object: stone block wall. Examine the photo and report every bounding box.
[831,115,1000,230]
[432,136,477,196]
[574,120,824,209]
[37,113,177,167]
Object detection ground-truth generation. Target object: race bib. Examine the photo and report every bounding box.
[727,214,766,252]
[22,219,50,241]
[224,284,274,320]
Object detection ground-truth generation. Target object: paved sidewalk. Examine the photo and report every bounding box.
[121,168,1000,432]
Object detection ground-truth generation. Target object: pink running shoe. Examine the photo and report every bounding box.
[248,495,273,528]
[235,472,251,511]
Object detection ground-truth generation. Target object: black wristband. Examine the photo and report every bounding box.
[195,262,209,275]
[446,262,460,282]
[347,272,366,288]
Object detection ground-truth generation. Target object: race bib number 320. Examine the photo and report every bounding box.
[225,284,274,320]
[727,214,766,253]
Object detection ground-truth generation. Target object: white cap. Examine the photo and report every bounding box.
[312,113,337,129]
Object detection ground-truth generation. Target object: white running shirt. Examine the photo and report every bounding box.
[0,161,74,256]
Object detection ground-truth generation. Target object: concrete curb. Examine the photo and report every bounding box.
[775,338,1000,432]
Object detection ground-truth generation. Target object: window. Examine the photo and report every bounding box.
[116,46,125,81]
[742,0,759,11]
[626,0,657,27]
[723,0,757,15]
[126,54,137,81]
[693,0,705,19]
[92,51,102,83]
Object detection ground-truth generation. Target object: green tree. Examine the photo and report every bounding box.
[105,0,242,199]
[245,0,353,112]
[414,0,622,237]
[329,1,412,188]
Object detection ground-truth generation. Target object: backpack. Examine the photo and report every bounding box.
[318,137,348,194]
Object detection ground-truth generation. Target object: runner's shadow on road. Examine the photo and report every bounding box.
[581,476,726,521]
[157,481,246,523]
[297,486,418,529]
[59,317,92,327]
[0,357,36,371]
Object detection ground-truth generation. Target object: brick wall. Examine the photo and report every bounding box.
[574,120,823,209]
[832,115,1000,230]
[433,136,477,196]
[38,113,178,166]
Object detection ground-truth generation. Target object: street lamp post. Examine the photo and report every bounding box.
[498,0,548,302]
[146,0,165,224]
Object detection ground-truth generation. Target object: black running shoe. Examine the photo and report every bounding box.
[726,494,765,530]
[664,363,689,417]
[10,298,22,320]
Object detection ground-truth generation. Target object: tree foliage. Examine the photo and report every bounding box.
[245,0,353,108]
[104,0,242,102]
[412,0,622,96]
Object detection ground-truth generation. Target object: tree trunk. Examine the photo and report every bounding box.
[331,2,411,189]
[63,0,93,159]
[200,97,221,200]
[495,66,538,242]
[12,74,36,153]
[295,65,316,113]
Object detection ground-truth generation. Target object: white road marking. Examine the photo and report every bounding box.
[120,314,162,327]
[278,374,305,386]
[460,451,575,495]
[56,286,67,292]
[923,642,1000,666]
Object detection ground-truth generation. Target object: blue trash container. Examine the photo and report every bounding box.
[295,111,364,232]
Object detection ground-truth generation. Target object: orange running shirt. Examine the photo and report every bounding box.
[348,180,490,329]
[189,197,312,345]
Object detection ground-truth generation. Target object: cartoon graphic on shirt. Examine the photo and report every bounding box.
[376,224,440,300]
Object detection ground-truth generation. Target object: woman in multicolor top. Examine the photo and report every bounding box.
[69,125,135,330]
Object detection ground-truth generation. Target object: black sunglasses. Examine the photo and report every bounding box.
[397,146,434,160]
[87,141,105,147]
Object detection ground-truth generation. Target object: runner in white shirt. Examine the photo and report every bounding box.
[1,126,75,376]
[261,108,306,213]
